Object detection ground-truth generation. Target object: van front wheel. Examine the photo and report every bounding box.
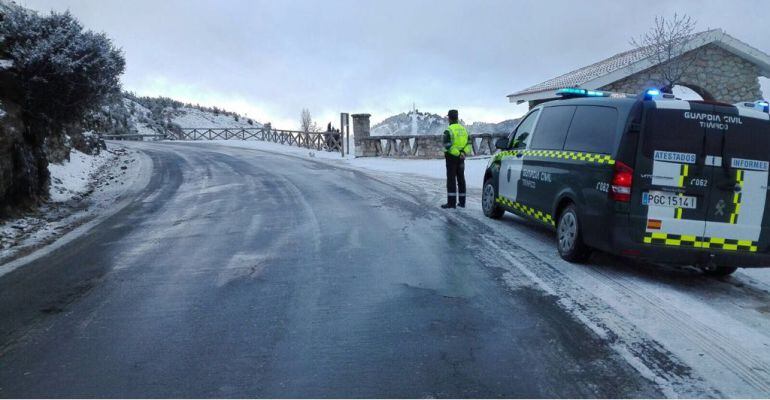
[557,204,591,262]
[482,179,504,219]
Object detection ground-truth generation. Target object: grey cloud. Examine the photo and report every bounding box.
[17,0,770,128]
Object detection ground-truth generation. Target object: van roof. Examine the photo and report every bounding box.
[539,97,770,122]
[538,96,639,115]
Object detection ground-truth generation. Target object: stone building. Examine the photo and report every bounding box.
[507,29,770,107]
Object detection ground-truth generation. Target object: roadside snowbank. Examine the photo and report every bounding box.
[173,139,490,188]
[0,145,151,266]
[48,149,110,202]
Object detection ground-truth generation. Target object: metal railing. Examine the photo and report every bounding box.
[174,127,344,156]
[101,127,345,156]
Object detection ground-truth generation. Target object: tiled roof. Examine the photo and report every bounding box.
[512,45,654,95]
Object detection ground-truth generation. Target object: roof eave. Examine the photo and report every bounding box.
[711,33,770,77]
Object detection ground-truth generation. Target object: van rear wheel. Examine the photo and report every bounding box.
[482,179,504,219]
[703,266,738,277]
[557,204,591,263]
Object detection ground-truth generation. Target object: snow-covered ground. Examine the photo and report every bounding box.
[48,149,111,202]
[176,137,770,397]
[174,139,490,188]
[0,145,151,266]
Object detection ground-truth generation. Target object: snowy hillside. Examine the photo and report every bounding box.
[121,98,164,136]
[372,110,518,136]
[167,106,262,129]
[467,119,519,135]
[104,94,263,137]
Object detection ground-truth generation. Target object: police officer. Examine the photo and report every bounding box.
[441,109,472,209]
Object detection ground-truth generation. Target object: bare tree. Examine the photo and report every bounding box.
[630,14,700,93]
[300,108,319,132]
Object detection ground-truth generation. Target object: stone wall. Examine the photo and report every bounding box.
[353,114,505,158]
[358,134,505,159]
[601,44,763,103]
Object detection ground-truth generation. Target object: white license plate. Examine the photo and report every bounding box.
[643,191,697,209]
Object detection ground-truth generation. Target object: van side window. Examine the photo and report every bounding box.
[510,109,540,149]
[564,106,618,154]
[529,106,576,150]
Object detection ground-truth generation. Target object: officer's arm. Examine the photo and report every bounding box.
[443,129,452,150]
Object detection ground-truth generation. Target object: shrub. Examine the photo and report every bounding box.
[0,7,125,125]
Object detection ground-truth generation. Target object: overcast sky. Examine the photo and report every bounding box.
[16,0,770,129]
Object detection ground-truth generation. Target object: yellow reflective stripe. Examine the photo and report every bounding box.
[643,233,758,252]
[494,149,615,165]
[678,164,689,187]
[730,169,744,224]
[496,196,555,226]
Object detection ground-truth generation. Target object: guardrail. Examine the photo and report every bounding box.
[100,127,345,156]
[174,127,344,156]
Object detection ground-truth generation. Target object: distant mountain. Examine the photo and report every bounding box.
[371,110,518,137]
[467,120,519,136]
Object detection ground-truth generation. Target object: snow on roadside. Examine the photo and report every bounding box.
[0,145,151,266]
[48,149,110,202]
[173,139,490,188]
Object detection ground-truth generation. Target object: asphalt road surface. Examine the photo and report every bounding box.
[0,142,661,398]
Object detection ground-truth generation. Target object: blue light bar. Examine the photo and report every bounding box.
[555,88,608,98]
[646,89,661,96]
[641,88,664,101]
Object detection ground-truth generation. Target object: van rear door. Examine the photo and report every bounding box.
[630,101,712,248]
[702,105,770,253]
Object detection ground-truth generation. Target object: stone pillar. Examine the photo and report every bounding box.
[352,113,375,157]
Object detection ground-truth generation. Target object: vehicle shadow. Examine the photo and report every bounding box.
[496,212,770,305]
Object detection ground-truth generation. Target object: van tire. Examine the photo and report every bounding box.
[557,204,591,263]
[703,266,738,277]
[482,178,504,219]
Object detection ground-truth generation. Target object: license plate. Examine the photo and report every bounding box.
[643,191,697,209]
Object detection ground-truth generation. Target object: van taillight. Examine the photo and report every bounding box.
[611,161,633,202]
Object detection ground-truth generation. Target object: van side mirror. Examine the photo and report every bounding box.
[495,137,509,150]
[508,132,529,149]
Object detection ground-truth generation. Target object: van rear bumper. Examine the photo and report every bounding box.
[608,217,770,267]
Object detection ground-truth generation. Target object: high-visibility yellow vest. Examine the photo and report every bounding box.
[446,123,471,156]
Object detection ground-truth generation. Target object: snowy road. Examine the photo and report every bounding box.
[1,142,770,397]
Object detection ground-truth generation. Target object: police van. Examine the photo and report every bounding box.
[482,88,770,276]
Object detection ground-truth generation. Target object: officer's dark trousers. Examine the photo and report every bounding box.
[445,153,466,207]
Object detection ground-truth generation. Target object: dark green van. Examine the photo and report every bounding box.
[482,88,770,276]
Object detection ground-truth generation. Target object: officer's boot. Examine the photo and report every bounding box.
[458,194,466,208]
[441,195,457,209]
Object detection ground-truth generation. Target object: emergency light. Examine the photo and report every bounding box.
[555,88,609,98]
[645,89,661,97]
[735,100,769,113]
[640,88,677,101]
